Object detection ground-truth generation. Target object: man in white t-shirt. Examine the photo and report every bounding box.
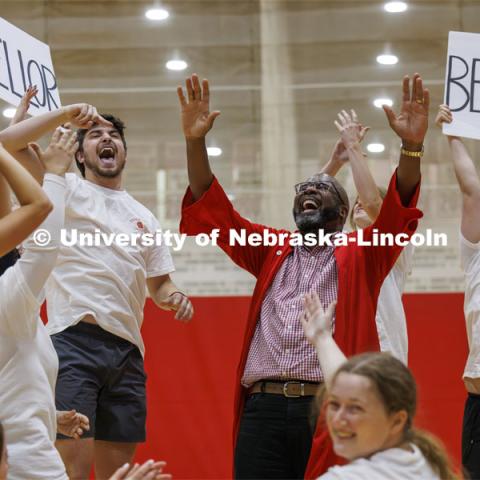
[436,104,480,479]
[1,108,194,479]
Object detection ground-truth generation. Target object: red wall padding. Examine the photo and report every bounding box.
[132,293,468,479]
[43,293,468,478]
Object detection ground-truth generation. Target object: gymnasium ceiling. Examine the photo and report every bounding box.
[0,0,479,232]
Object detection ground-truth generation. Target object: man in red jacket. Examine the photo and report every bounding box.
[177,73,428,479]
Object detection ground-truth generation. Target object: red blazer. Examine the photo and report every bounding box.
[180,171,422,478]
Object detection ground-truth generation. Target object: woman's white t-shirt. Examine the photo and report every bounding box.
[319,444,440,480]
[375,243,415,364]
[0,175,67,480]
[460,233,480,379]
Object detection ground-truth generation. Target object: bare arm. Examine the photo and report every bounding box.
[436,104,480,243]
[301,293,346,389]
[334,110,381,220]
[147,274,194,322]
[0,143,52,256]
[177,74,220,200]
[383,74,429,205]
[0,102,111,182]
[7,86,46,184]
[320,140,349,177]
[15,127,77,298]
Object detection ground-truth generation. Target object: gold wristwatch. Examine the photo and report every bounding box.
[400,144,424,157]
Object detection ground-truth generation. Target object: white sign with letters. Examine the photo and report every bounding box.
[443,31,480,140]
[0,17,61,115]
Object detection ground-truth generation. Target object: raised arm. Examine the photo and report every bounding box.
[6,85,44,183]
[334,110,381,220]
[383,74,429,205]
[16,127,78,297]
[177,74,220,201]
[301,293,346,389]
[0,143,52,257]
[9,85,38,127]
[0,102,111,183]
[321,115,369,177]
[436,104,480,243]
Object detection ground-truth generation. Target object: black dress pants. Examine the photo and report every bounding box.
[463,393,480,480]
[234,393,318,479]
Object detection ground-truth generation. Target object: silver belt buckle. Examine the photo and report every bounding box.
[283,381,304,398]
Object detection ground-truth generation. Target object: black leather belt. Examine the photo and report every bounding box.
[248,380,321,398]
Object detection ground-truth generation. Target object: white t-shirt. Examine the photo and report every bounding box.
[0,175,67,480]
[460,233,480,379]
[319,444,440,480]
[375,243,414,364]
[46,174,175,356]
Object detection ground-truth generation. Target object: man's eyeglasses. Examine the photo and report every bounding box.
[294,181,344,204]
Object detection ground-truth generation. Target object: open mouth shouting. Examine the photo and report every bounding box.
[300,196,322,214]
[98,144,117,168]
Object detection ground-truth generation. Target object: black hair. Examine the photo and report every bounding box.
[0,248,19,277]
[75,114,127,178]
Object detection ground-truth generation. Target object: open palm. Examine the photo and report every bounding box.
[177,74,220,139]
[383,74,429,146]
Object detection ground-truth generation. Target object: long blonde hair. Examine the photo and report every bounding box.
[330,352,459,480]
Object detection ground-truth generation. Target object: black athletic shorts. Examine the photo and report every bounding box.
[51,321,147,442]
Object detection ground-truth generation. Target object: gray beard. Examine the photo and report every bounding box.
[294,206,340,235]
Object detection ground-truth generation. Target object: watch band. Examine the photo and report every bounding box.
[400,145,424,157]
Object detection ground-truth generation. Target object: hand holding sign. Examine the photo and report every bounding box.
[382,73,429,149]
[63,104,113,129]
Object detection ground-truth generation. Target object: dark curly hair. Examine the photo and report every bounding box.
[75,114,127,178]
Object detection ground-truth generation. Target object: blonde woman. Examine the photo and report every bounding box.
[301,293,456,479]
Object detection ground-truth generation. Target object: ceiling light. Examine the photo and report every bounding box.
[2,108,15,119]
[207,147,222,157]
[145,8,169,21]
[376,54,398,65]
[367,143,385,153]
[373,98,393,108]
[384,2,408,13]
[166,59,188,71]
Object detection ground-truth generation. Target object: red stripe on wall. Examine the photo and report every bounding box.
[43,292,468,478]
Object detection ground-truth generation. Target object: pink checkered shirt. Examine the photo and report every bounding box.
[241,244,338,386]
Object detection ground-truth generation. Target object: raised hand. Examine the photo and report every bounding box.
[158,292,194,322]
[63,104,112,129]
[29,126,78,176]
[435,104,453,127]
[10,85,39,126]
[382,73,429,148]
[109,460,172,480]
[301,293,336,346]
[334,109,370,150]
[177,74,220,139]
[56,410,90,439]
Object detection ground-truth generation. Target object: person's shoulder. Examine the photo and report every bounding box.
[320,459,374,480]
[65,172,84,189]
